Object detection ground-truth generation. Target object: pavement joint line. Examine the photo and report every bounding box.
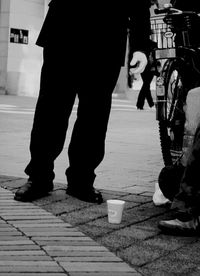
[0,186,141,274]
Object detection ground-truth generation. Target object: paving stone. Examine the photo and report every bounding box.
[47,251,118,257]
[43,245,110,252]
[0,240,35,245]
[31,236,91,240]
[0,199,25,203]
[55,256,122,262]
[3,215,57,220]
[29,189,67,204]
[119,243,166,267]
[60,262,135,272]
[36,240,98,246]
[144,235,195,251]
[0,221,7,225]
[0,236,31,241]
[96,224,158,251]
[0,272,66,276]
[120,194,153,203]
[24,231,85,237]
[9,219,64,224]
[0,184,140,275]
[140,257,198,275]
[0,228,20,232]
[0,210,51,215]
[19,227,80,232]
[0,255,52,261]
[69,273,141,276]
[0,250,46,256]
[0,260,60,266]
[0,232,23,236]
[15,223,71,227]
[0,178,27,189]
[0,266,63,273]
[40,199,92,215]
[0,245,41,250]
[59,208,108,226]
[75,219,124,238]
[0,202,35,207]
[0,206,41,209]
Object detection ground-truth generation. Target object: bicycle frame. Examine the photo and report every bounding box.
[151,7,200,121]
[150,5,200,165]
[157,49,200,121]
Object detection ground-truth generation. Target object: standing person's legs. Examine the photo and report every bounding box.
[144,72,154,107]
[136,65,154,109]
[66,62,121,203]
[14,47,76,201]
[136,72,146,109]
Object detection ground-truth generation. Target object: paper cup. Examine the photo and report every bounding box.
[107,199,125,224]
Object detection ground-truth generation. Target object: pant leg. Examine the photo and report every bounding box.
[25,47,76,183]
[144,72,155,107]
[136,64,154,108]
[136,71,146,108]
[66,62,121,189]
[172,123,200,215]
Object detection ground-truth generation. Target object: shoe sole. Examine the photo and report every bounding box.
[158,223,199,236]
[66,189,103,204]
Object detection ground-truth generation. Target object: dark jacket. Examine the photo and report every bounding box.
[36,0,151,65]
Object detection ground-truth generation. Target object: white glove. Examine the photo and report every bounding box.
[129,51,148,74]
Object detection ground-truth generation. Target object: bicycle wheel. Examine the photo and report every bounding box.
[159,60,187,166]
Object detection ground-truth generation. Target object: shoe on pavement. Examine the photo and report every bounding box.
[153,182,171,206]
[14,180,53,202]
[66,187,103,204]
[158,214,200,236]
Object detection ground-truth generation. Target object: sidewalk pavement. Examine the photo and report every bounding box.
[0,183,138,275]
[1,94,200,275]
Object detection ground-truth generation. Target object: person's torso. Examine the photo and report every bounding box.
[36,1,132,64]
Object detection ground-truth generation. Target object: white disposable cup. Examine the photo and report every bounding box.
[107,199,125,224]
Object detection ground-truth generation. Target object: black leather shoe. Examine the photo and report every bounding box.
[14,180,53,202]
[136,106,144,110]
[149,103,154,108]
[66,187,103,204]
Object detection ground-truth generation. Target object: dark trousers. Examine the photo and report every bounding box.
[173,122,200,216]
[25,47,121,189]
[136,64,154,109]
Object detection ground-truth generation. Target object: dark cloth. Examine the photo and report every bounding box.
[158,162,185,202]
[172,123,200,216]
[25,0,151,188]
[136,62,155,109]
[136,40,157,108]
[37,0,151,65]
[25,46,121,187]
[159,122,200,216]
